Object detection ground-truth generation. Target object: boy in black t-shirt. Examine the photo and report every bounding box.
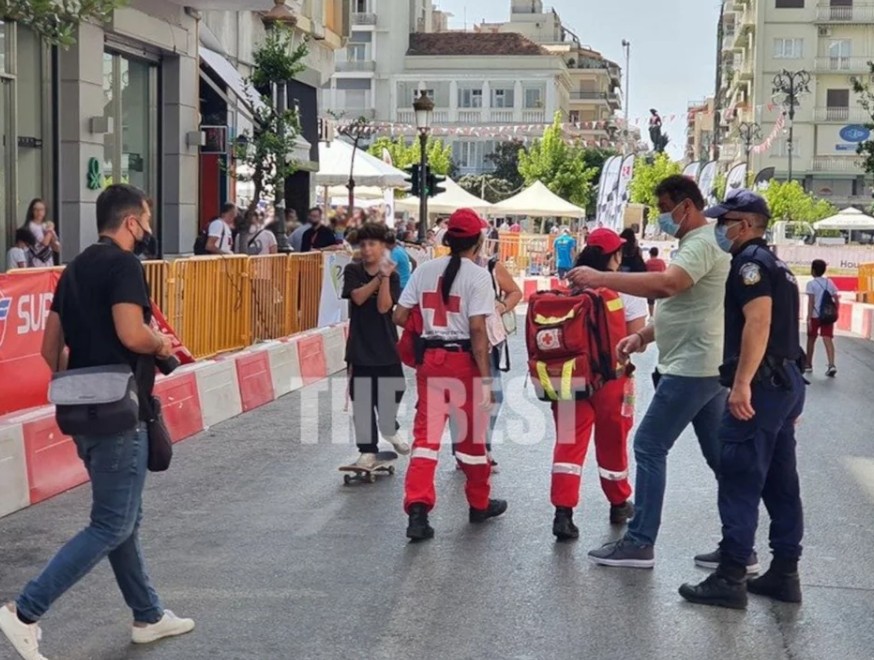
[342,223,410,468]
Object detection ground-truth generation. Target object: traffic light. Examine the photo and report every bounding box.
[426,170,446,198]
[404,163,421,197]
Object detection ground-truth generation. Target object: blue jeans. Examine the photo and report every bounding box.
[626,373,727,547]
[450,352,503,452]
[16,426,163,624]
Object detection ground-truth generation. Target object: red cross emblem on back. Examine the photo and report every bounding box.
[421,277,462,328]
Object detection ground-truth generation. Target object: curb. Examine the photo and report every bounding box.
[0,323,349,520]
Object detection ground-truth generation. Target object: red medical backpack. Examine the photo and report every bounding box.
[525,289,627,401]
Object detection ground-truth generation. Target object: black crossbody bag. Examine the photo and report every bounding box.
[48,262,140,436]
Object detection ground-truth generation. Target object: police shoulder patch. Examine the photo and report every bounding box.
[739,262,762,286]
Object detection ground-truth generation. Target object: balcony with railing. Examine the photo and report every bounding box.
[814,107,870,123]
[814,57,872,74]
[351,12,377,25]
[813,156,863,174]
[335,60,376,72]
[816,3,874,23]
[570,91,610,103]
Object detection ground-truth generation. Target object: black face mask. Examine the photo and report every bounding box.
[129,220,152,257]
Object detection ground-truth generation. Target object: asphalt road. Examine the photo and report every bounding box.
[2,328,874,660]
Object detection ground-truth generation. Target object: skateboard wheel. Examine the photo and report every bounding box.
[343,474,352,485]
[388,466,396,475]
[367,473,376,483]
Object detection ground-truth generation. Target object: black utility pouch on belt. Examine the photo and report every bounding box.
[719,355,791,390]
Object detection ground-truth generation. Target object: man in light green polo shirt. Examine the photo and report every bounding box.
[568,175,750,572]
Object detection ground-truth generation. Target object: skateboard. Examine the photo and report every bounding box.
[339,451,399,485]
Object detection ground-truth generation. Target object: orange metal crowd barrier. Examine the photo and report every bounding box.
[168,255,252,359]
[290,253,322,333]
[142,260,171,313]
[498,233,554,275]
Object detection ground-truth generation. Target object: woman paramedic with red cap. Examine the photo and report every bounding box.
[551,228,647,541]
[393,208,508,542]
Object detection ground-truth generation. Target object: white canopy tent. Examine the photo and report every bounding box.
[814,207,874,231]
[492,181,585,218]
[395,177,493,215]
[315,140,408,188]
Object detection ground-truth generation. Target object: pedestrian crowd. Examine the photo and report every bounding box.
[0,175,844,659]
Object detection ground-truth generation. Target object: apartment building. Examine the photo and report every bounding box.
[477,1,625,150]
[716,0,872,206]
[687,97,716,162]
[323,0,627,175]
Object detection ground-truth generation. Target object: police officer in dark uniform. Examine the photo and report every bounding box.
[679,191,806,610]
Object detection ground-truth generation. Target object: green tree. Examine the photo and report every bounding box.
[628,153,683,220]
[714,173,727,202]
[2,0,126,46]
[233,27,307,214]
[851,65,874,177]
[518,113,599,209]
[761,180,837,224]
[368,136,454,175]
[484,140,525,190]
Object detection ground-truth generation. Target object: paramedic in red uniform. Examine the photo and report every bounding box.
[552,229,648,541]
[394,209,508,541]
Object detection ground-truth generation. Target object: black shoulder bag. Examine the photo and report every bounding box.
[48,263,140,436]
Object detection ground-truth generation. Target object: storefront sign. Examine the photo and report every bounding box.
[839,125,871,143]
[86,157,104,190]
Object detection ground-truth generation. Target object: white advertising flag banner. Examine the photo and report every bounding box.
[682,161,702,182]
[724,163,748,200]
[698,161,719,206]
[317,252,352,327]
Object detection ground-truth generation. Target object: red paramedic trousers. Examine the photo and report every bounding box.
[550,377,633,509]
[404,349,491,513]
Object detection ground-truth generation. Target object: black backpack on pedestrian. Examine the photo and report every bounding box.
[818,280,839,325]
[193,225,227,255]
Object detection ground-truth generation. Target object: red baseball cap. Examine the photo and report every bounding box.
[586,228,625,254]
[446,208,485,238]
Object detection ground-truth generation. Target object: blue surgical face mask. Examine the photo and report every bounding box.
[657,202,686,237]
[715,222,739,253]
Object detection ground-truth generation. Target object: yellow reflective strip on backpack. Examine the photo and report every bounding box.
[560,359,575,400]
[606,297,624,312]
[536,361,558,400]
[534,309,576,325]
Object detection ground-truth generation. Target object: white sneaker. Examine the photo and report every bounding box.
[383,433,411,455]
[0,603,47,660]
[354,453,377,469]
[131,610,195,645]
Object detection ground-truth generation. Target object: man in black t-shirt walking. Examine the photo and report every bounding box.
[342,223,410,468]
[0,185,195,660]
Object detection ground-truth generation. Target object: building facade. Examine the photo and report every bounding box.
[323,0,628,176]
[716,0,872,206]
[1,0,346,266]
[686,97,716,162]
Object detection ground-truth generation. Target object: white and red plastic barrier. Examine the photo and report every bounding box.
[0,323,349,520]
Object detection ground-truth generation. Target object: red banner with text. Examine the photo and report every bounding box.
[0,271,192,416]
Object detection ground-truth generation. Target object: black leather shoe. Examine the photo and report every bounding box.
[609,501,635,525]
[679,573,748,610]
[406,503,435,542]
[748,567,802,603]
[553,507,579,541]
[469,499,508,524]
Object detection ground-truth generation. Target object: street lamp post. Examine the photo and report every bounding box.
[337,116,371,215]
[621,39,630,152]
[772,69,811,183]
[737,121,762,181]
[413,91,434,244]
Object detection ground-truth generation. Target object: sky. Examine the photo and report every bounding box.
[433,0,723,159]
